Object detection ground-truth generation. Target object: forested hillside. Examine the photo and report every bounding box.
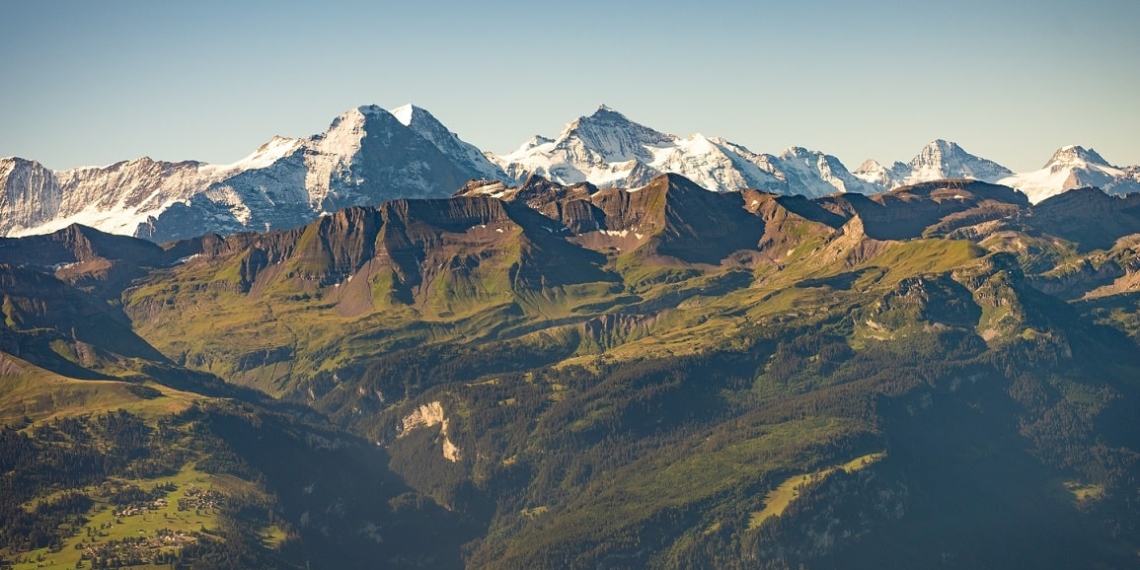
[3,176,1140,568]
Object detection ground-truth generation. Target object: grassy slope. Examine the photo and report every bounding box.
[15,188,1140,569]
[748,452,887,529]
[0,354,200,425]
[9,466,257,570]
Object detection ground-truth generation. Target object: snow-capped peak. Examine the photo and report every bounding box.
[0,103,490,241]
[491,108,878,197]
[1045,145,1111,168]
[912,139,958,161]
[588,104,625,119]
[9,102,1138,243]
[779,147,816,160]
[388,104,508,182]
[0,157,19,178]
[1000,145,1135,204]
[908,139,991,173]
[851,159,886,185]
[387,104,446,134]
[355,104,388,116]
[855,140,1013,190]
[855,159,885,174]
[231,135,304,171]
[389,103,416,126]
[555,106,675,162]
[312,106,378,157]
[389,103,440,130]
[512,136,554,154]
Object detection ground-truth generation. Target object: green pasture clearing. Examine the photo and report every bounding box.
[10,466,264,570]
[749,451,886,529]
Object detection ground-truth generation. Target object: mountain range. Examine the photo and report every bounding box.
[5,172,1140,568]
[3,105,1139,243]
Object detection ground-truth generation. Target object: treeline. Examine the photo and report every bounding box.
[0,411,169,560]
[343,330,580,415]
[0,491,90,553]
[394,301,1140,570]
[0,407,304,569]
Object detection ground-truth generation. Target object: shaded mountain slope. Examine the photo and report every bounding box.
[0,264,472,570]
[6,173,1140,569]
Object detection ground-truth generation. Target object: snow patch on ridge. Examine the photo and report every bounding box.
[390,104,415,126]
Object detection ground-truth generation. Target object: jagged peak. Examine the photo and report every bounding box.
[911,139,968,163]
[563,106,638,135]
[353,104,389,118]
[0,156,48,172]
[253,135,301,153]
[511,135,554,154]
[925,139,960,151]
[503,172,570,199]
[389,103,419,126]
[779,146,820,160]
[389,104,442,129]
[586,104,628,121]
[902,140,1013,183]
[101,157,205,170]
[1046,145,1111,168]
[233,135,303,170]
[325,104,402,132]
[552,107,673,161]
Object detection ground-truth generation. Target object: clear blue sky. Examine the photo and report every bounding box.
[2,0,1137,172]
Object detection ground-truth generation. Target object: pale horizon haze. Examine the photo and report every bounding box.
[1,0,1138,174]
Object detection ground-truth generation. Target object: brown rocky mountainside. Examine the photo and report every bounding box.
[3,175,1134,308]
[7,173,1140,569]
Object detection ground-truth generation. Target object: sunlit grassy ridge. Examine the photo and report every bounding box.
[10,466,254,570]
[0,353,198,425]
[748,451,887,529]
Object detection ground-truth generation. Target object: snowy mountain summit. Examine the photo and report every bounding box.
[491,105,877,198]
[0,105,490,242]
[552,104,675,163]
[998,145,1140,204]
[391,104,508,182]
[855,140,1013,189]
[3,104,1137,241]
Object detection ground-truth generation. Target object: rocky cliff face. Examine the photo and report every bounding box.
[1,156,211,238]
